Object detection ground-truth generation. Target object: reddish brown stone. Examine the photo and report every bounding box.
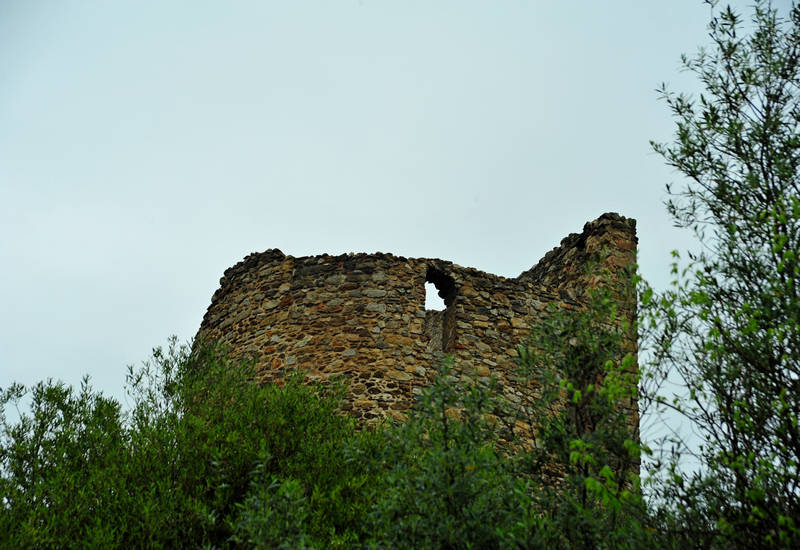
[196,213,638,432]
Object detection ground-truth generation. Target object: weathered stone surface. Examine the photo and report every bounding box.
[196,213,638,428]
[387,369,413,382]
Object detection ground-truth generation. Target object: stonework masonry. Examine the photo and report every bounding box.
[196,213,638,426]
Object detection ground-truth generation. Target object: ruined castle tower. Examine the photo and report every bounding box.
[196,213,637,425]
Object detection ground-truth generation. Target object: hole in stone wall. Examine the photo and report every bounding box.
[425,282,446,311]
[425,266,456,309]
[424,266,457,351]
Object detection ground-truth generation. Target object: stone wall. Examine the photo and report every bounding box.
[196,212,637,425]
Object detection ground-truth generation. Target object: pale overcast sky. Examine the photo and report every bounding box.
[0,1,777,409]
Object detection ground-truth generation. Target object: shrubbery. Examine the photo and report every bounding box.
[0,323,655,549]
[0,340,379,548]
[0,281,664,549]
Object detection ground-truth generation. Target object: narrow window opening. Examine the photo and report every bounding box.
[424,266,456,309]
[425,282,446,311]
[424,266,457,352]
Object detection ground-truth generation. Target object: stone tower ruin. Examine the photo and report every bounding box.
[195,213,638,427]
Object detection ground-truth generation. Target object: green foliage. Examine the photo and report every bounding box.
[362,359,536,549]
[0,379,129,548]
[516,274,664,550]
[0,324,652,549]
[0,339,370,548]
[646,1,800,547]
[231,470,314,550]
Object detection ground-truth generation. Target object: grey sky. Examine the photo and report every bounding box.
[0,1,769,409]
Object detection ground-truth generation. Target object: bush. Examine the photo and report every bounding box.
[356,359,535,549]
[0,339,371,548]
[515,275,664,550]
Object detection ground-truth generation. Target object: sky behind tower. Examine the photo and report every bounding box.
[0,1,776,415]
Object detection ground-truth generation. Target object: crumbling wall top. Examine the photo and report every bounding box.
[196,212,638,424]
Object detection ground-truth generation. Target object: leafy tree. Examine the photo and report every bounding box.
[369,365,527,549]
[0,378,129,548]
[515,273,663,549]
[645,1,800,547]
[0,340,373,548]
[362,359,536,549]
[231,470,315,550]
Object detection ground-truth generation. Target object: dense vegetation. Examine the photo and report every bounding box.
[0,283,651,549]
[2,1,799,547]
[642,1,800,547]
